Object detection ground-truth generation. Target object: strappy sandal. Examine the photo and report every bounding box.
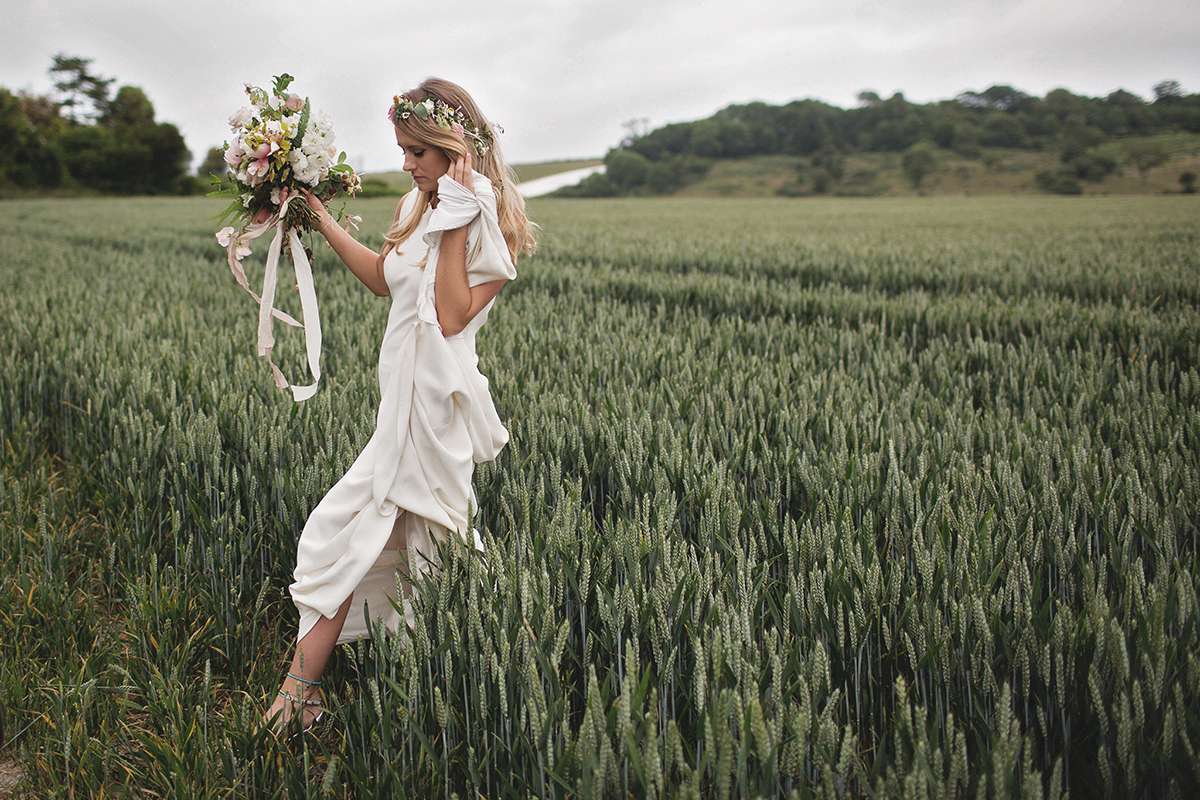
[273,671,326,740]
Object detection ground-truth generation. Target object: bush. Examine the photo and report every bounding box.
[810,168,832,194]
[552,172,617,197]
[358,177,399,198]
[1034,168,1083,194]
[178,175,209,195]
[604,149,650,191]
[834,168,887,196]
[775,179,809,197]
[1067,144,1122,181]
[901,142,938,191]
[646,161,683,194]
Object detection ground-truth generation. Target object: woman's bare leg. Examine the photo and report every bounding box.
[265,514,414,732]
[265,590,354,732]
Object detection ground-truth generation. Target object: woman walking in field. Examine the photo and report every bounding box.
[262,77,538,736]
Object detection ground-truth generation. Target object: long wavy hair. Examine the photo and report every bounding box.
[378,77,539,272]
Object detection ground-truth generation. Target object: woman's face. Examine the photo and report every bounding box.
[395,129,451,192]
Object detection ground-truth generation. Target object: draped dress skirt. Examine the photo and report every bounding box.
[287,173,517,645]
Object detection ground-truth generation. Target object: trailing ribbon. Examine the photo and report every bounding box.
[223,193,323,402]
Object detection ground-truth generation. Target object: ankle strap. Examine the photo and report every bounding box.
[278,688,323,706]
[288,671,322,686]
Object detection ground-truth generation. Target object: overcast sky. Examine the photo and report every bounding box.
[3,0,1197,174]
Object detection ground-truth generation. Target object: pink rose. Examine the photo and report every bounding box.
[451,122,464,136]
[284,93,304,112]
[247,157,271,180]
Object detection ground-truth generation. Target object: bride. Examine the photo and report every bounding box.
[262,77,539,737]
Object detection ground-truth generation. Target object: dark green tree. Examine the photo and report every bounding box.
[980,114,1029,148]
[1125,140,1169,180]
[0,88,66,188]
[856,90,882,108]
[1152,80,1183,103]
[198,146,228,178]
[901,142,938,192]
[604,148,650,192]
[102,86,156,130]
[49,53,114,124]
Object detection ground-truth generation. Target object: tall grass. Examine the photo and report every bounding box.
[0,194,1197,798]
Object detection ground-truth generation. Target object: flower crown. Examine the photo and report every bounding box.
[387,94,504,158]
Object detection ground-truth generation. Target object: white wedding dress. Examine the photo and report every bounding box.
[288,170,517,645]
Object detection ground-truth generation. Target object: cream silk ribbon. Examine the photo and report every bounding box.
[223,193,323,402]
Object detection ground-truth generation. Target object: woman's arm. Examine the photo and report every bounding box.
[302,189,388,297]
[434,225,507,336]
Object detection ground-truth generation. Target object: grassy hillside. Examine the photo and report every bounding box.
[670,132,1200,197]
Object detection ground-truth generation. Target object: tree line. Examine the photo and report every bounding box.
[4,59,1197,198]
[558,81,1199,197]
[0,54,194,195]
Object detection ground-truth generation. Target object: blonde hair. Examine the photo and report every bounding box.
[378,77,540,273]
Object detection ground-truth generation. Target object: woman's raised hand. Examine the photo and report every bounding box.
[301,189,334,235]
[447,122,474,192]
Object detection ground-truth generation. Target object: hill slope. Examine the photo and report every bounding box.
[669,133,1200,197]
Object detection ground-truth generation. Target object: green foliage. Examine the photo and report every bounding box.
[0,88,66,188]
[196,146,227,179]
[604,148,651,191]
[271,73,295,97]
[2,195,1198,796]
[834,167,887,196]
[901,142,938,191]
[566,81,1199,198]
[561,154,711,198]
[1067,143,1123,182]
[1035,168,1084,194]
[617,81,1200,174]
[810,147,845,181]
[0,54,191,194]
[294,97,310,148]
[1181,171,1197,193]
[356,176,401,197]
[1125,139,1171,178]
[49,52,114,124]
[553,171,617,197]
[980,114,1030,148]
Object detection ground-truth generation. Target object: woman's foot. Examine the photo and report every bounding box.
[264,673,325,737]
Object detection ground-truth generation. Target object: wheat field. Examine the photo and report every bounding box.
[0,194,1197,798]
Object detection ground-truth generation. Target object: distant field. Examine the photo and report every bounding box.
[367,157,604,193]
[1,195,1197,797]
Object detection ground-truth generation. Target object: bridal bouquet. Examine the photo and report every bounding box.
[210,73,363,401]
